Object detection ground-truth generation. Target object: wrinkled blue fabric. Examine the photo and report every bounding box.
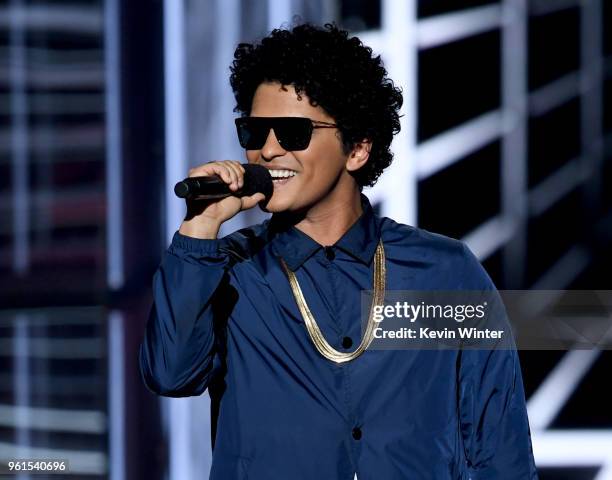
[139,193,538,480]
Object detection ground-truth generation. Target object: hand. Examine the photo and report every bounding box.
[178,160,267,239]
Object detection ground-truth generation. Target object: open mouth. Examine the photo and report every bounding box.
[269,169,297,187]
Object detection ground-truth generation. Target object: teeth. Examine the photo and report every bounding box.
[269,169,297,179]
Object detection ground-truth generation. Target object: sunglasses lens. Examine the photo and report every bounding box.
[274,118,312,151]
[235,117,313,151]
[236,118,269,149]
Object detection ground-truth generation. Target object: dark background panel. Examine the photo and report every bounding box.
[418,30,501,141]
[552,352,612,429]
[481,247,502,288]
[604,78,612,135]
[538,467,602,480]
[519,351,567,400]
[25,28,104,51]
[526,188,585,285]
[569,241,612,290]
[339,0,381,31]
[527,98,581,188]
[604,155,612,211]
[0,161,11,190]
[418,140,501,239]
[603,0,612,56]
[528,7,581,91]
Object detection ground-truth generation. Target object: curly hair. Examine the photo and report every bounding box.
[229,21,403,188]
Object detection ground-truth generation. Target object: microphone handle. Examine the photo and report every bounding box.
[174,175,245,200]
[188,192,234,200]
[174,164,273,200]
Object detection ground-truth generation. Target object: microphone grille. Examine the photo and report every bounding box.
[242,164,273,200]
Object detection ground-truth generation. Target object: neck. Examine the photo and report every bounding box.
[293,186,363,247]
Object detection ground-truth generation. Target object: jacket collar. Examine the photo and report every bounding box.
[268,193,381,271]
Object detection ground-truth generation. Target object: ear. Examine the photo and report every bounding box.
[346,139,372,172]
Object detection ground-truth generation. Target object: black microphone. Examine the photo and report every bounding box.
[174,164,273,201]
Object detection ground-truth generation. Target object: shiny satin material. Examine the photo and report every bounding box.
[139,193,538,480]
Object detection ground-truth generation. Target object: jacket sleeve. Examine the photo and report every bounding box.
[457,244,538,479]
[139,231,233,397]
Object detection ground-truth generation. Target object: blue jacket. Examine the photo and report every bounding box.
[139,193,538,479]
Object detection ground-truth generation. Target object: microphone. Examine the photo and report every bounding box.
[174,164,273,201]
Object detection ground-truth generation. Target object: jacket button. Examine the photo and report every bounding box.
[342,336,353,348]
[324,246,335,260]
[352,427,362,440]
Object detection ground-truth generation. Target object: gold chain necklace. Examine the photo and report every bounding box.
[279,239,386,364]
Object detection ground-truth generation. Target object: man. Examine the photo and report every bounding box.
[139,22,538,479]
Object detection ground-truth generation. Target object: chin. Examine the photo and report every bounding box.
[258,190,307,214]
[258,196,291,213]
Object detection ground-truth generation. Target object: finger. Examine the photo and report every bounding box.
[206,162,236,187]
[230,161,246,188]
[188,163,226,182]
[189,161,230,180]
[224,161,244,190]
[222,163,240,191]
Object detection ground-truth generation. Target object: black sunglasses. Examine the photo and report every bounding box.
[235,116,338,151]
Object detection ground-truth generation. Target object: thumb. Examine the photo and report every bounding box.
[241,192,267,209]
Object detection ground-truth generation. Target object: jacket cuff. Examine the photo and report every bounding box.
[168,230,226,256]
[167,230,228,263]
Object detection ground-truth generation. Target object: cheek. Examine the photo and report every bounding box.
[302,143,346,179]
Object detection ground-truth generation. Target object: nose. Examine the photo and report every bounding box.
[260,127,286,161]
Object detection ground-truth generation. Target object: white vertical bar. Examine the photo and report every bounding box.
[165,398,192,480]
[268,0,293,31]
[501,0,528,287]
[13,314,30,480]
[104,0,124,289]
[213,0,244,239]
[108,311,125,480]
[581,0,603,210]
[372,0,416,226]
[164,0,189,245]
[164,1,193,479]
[9,0,29,275]
[595,464,612,480]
